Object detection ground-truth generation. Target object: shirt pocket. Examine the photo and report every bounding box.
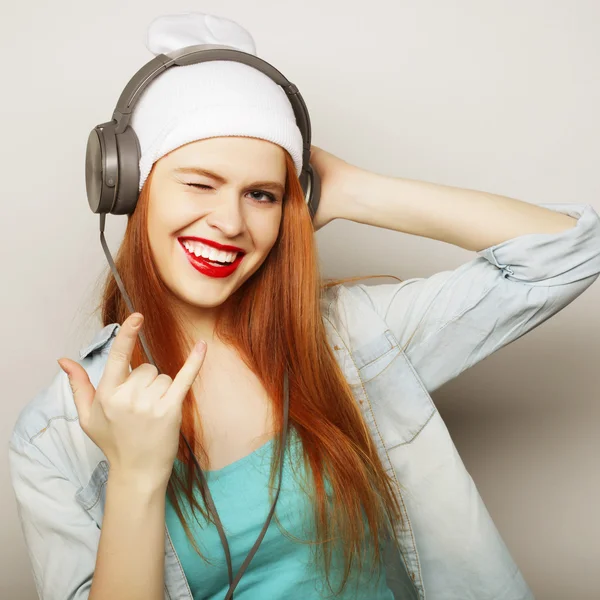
[75,460,110,527]
[354,329,438,451]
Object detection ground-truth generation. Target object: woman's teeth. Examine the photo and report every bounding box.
[182,240,238,264]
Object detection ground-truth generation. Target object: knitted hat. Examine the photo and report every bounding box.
[130,12,304,191]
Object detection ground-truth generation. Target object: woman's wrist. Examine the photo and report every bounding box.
[108,466,170,499]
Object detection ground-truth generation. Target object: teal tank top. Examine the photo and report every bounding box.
[165,428,394,599]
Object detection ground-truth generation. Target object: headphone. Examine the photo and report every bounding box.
[84,43,320,599]
[85,43,320,217]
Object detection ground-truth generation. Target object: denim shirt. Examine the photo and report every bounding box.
[8,202,600,600]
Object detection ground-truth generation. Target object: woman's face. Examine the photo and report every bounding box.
[147,136,287,317]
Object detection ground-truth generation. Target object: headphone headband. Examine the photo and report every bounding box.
[85,43,319,217]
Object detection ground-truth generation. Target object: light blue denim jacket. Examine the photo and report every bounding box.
[8,202,600,600]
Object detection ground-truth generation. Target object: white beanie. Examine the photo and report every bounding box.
[130,12,305,191]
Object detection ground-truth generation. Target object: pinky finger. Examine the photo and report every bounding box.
[165,342,207,405]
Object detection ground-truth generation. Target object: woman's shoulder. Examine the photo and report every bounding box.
[9,323,119,476]
[321,281,389,338]
[321,281,376,319]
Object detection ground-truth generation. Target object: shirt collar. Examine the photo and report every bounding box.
[78,323,121,359]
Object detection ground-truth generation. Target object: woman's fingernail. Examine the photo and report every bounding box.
[131,314,143,327]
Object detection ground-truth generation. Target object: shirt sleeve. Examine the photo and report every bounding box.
[354,203,600,393]
[8,431,99,600]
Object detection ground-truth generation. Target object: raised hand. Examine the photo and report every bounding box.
[57,313,207,489]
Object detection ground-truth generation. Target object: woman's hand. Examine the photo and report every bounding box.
[308,145,362,231]
[57,313,207,490]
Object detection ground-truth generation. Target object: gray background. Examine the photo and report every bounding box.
[1,1,599,598]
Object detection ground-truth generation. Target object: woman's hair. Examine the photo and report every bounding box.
[92,149,407,596]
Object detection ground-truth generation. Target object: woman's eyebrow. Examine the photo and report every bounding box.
[173,166,285,195]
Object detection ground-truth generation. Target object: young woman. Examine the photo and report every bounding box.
[8,12,600,600]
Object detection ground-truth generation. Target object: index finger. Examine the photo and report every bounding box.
[164,341,207,403]
[100,313,144,391]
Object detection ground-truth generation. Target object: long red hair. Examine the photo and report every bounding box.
[92,150,406,595]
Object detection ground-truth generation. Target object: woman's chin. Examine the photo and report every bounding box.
[181,287,236,309]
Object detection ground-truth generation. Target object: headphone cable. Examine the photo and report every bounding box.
[98,212,290,598]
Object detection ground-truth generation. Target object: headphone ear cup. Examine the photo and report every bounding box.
[111,126,141,215]
[85,124,118,214]
[302,163,321,220]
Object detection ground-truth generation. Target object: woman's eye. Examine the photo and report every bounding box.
[185,183,277,204]
[248,190,278,204]
[186,183,212,189]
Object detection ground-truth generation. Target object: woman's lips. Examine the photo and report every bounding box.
[179,240,244,278]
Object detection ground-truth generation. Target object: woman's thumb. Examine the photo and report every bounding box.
[57,358,95,428]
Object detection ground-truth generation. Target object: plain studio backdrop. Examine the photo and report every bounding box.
[1,1,599,599]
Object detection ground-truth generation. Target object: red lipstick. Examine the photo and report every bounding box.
[179,239,244,278]
[179,236,245,254]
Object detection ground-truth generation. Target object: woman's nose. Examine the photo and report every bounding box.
[205,192,246,233]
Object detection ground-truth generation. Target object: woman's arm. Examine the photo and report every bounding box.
[8,424,169,600]
[90,471,167,600]
[311,147,600,393]
[336,165,577,249]
[309,145,577,245]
